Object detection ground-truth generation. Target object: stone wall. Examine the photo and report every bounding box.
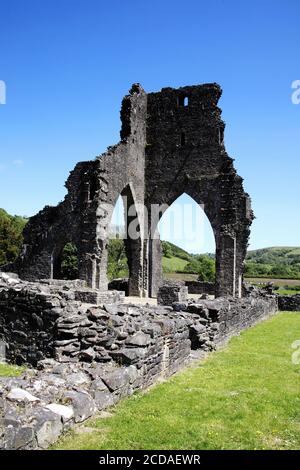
[108,278,129,296]
[157,281,188,305]
[185,280,215,295]
[172,294,278,348]
[0,274,277,449]
[145,85,253,297]
[278,294,300,312]
[3,83,254,299]
[0,277,193,368]
[0,277,124,365]
[0,276,278,369]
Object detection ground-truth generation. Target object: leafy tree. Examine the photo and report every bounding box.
[196,255,215,281]
[107,238,129,280]
[183,254,215,281]
[61,243,79,279]
[0,208,27,265]
[270,264,293,278]
[162,242,172,258]
[183,259,202,274]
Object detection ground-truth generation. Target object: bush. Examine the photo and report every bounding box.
[162,242,172,258]
[183,254,215,281]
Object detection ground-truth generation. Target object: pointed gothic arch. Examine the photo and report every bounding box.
[96,182,144,297]
[9,83,253,299]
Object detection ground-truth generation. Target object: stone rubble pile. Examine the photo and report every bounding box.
[0,360,140,449]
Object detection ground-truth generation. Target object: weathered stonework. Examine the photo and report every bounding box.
[157,281,188,305]
[108,278,216,297]
[185,280,215,295]
[2,83,253,298]
[278,294,300,312]
[0,273,277,449]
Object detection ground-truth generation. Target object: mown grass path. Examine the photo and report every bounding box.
[55,312,300,450]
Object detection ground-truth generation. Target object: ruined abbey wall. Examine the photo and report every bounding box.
[0,275,277,370]
[0,273,277,449]
[145,86,253,297]
[2,83,253,298]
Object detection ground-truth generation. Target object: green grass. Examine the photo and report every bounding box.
[0,362,24,377]
[164,272,198,281]
[162,255,189,273]
[278,289,300,295]
[54,312,300,450]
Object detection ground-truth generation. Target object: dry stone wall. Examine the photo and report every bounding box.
[0,273,278,449]
[185,280,215,295]
[278,294,300,312]
[157,281,188,305]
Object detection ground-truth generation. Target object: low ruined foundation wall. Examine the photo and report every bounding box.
[157,282,188,305]
[108,278,129,296]
[278,294,300,312]
[0,281,124,365]
[0,275,278,449]
[185,280,215,295]
[211,295,278,345]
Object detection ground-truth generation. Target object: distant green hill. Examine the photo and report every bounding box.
[245,246,300,279]
[162,241,191,261]
[161,241,215,281]
[161,244,300,280]
[247,246,300,261]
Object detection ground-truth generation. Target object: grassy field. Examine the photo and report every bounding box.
[245,278,300,295]
[278,289,300,295]
[164,272,198,281]
[164,274,300,294]
[54,312,300,450]
[245,277,300,287]
[0,363,24,377]
[162,256,189,273]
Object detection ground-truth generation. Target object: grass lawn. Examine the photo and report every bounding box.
[164,272,198,282]
[278,289,300,295]
[54,312,300,450]
[0,363,24,377]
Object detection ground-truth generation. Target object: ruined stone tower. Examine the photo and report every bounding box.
[7,83,253,298]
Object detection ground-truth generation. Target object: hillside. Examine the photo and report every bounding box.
[162,244,300,281]
[245,246,300,279]
[247,246,300,263]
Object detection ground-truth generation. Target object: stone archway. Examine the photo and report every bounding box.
[95,182,144,297]
[146,177,251,299]
[6,83,253,299]
[154,192,216,287]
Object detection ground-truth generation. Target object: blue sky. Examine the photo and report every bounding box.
[0,0,299,253]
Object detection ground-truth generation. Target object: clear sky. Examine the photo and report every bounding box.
[0,0,299,253]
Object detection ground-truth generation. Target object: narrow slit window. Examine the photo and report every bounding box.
[177,95,189,107]
[181,132,186,146]
[89,176,97,201]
